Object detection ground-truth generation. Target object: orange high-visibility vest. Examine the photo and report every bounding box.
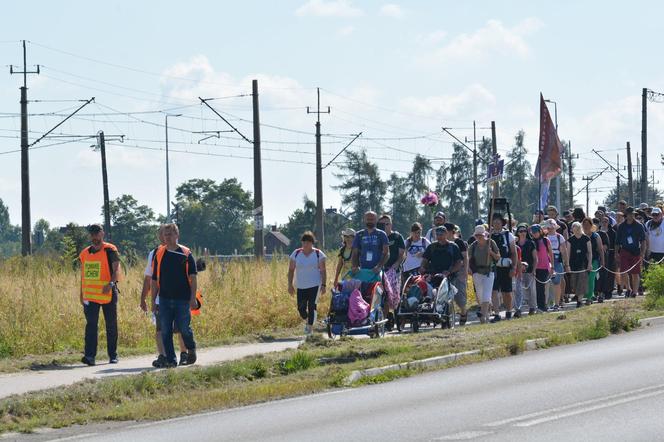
[80,242,118,304]
[154,244,203,315]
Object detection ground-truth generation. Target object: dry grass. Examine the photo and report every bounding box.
[0,255,334,363]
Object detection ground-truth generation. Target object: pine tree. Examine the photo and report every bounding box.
[438,143,474,236]
[501,130,535,222]
[333,149,386,226]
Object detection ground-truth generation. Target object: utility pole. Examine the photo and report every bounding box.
[491,121,498,198]
[164,113,182,220]
[636,153,641,201]
[252,79,264,258]
[627,141,634,206]
[567,142,575,209]
[583,176,593,214]
[10,40,40,256]
[472,120,479,219]
[641,88,648,204]
[307,88,330,248]
[97,132,112,238]
[616,154,620,205]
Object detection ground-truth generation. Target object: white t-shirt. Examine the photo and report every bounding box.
[145,249,159,304]
[403,237,430,271]
[647,221,664,253]
[547,233,566,261]
[289,248,326,289]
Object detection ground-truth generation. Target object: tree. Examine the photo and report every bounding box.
[0,198,20,257]
[333,149,386,226]
[438,143,474,236]
[281,196,316,250]
[388,173,417,235]
[175,178,253,254]
[603,182,662,209]
[501,131,536,223]
[107,194,157,256]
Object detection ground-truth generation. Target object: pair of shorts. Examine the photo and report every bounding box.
[551,261,564,285]
[451,275,467,308]
[492,267,513,293]
[154,309,181,334]
[619,249,642,275]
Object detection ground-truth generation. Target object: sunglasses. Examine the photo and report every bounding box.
[517,230,527,234]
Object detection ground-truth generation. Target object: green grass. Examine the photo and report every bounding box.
[0,299,655,434]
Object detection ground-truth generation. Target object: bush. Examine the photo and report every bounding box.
[577,317,609,340]
[607,304,640,334]
[279,351,317,375]
[643,264,664,310]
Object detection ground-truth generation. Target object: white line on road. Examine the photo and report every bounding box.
[432,430,495,440]
[485,382,664,427]
[514,388,664,427]
[45,433,99,441]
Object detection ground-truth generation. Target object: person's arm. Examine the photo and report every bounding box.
[150,278,158,313]
[509,241,517,277]
[333,255,344,285]
[586,240,593,272]
[374,244,390,273]
[419,258,429,274]
[547,241,555,274]
[449,258,463,276]
[596,236,606,267]
[188,275,198,309]
[532,246,539,271]
[140,275,151,312]
[287,259,296,295]
[319,258,327,292]
[561,241,569,269]
[350,246,360,273]
[394,246,406,270]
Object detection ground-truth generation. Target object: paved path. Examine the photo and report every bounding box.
[14,323,664,441]
[0,340,301,400]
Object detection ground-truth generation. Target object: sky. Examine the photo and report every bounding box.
[1,0,664,230]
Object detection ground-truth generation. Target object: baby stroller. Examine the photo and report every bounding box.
[326,269,388,339]
[396,273,457,332]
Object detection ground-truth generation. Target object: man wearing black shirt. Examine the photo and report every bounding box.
[616,207,647,297]
[151,223,198,367]
[420,226,463,281]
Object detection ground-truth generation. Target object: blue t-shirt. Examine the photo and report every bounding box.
[617,221,646,254]
[352,228,389,269]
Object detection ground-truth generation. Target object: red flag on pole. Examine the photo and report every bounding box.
[535,93,563,182]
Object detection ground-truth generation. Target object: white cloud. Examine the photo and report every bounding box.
[336,25,355,37]
[380,4,403,19]
[399,84,497,119]
[416,30,447,46]
[422,17,543,64]
[295,0,363,18]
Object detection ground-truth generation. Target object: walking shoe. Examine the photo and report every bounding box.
[152,354,167,368]
[109,357,119,364]
[551,305,560,312]
[81,356,95,366]
[505,311,512,320]
[597,294,604,303]
[179,352,189,366]
[528,308,536,315]
[585,298,592,306]
[605,293,613,300]
[165,360,177,368]
[513,310,522,319]
[186,349,197,365]
[459,313,468,325]
[576,301,583,308]
[489,314,501,323]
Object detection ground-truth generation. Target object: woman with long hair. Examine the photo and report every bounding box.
[333,228,356,286]
[402,222,430,285]
[530,224,554,312]
[567,222,592,307]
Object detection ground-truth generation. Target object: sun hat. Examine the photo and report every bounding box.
[341,228,356,237]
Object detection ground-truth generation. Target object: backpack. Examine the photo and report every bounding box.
[331,290,350,314]
[294,248,321,260]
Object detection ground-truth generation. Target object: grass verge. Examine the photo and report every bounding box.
[0,299,657,434]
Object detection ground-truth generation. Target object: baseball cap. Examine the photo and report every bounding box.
[639,202,649,210]
[87,224,103,234]
[434,211,446,219]
[341,228,356,237]
[435,226,447,235]
[651,207,662,215]
[546,205,558,213]
[625,207,635,215]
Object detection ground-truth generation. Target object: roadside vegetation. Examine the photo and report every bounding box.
[644,263,664,310]
[0,299,655,434]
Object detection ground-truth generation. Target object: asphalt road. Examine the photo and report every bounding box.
[11,321,664,442]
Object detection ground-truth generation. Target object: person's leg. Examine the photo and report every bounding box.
[307,286,319,326]
[83,301,101,360]
[575,271,588,304]
[159,299,177,365]
[513,275,524,314]
[525,273,537,313]
[101,289,118,360]
[296,289,308,321]
[154,309,165,356]
[174,300,196,361]
[535,269,548,311]
[553,262,563,307]
[586,259,599,301]
[473,273,490,324]
[453,276,467,320]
